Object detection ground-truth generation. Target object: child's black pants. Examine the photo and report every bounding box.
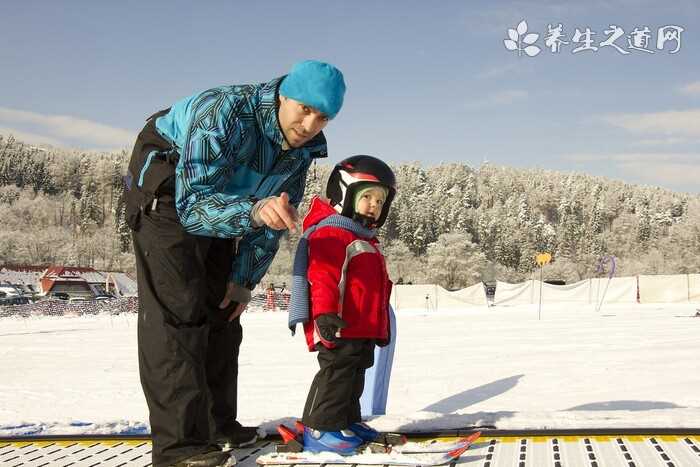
[302,339,376,431]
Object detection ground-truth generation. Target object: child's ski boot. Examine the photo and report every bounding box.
[350,422,407,447]
[301,426,363,454]
[349,422,379,442]
[276,424,363,455]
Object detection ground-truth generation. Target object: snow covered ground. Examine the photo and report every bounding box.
[1,302,699,438]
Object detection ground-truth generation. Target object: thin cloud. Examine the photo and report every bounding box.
[460,0,623,34]
[564,152,700,187]
[680,81,700,96]
[601,109,700,137]
[476,62,532,80]
[0,127,63,147]
[618,159,700,188]
[466,89,529,110]
[0,107,135,149]
[633,137,689,146]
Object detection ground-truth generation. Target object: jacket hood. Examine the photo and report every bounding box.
[302,196,338,231]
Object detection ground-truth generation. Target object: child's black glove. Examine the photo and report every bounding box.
[315,313,348,348]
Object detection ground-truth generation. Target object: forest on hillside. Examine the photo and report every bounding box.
[1,134,698,289]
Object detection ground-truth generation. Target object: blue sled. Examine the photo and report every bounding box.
[360,305,396,417]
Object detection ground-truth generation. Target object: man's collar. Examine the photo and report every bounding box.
[258,76,286,148]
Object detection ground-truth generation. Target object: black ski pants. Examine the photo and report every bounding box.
[132,189,242,467]
[302,339,375,431]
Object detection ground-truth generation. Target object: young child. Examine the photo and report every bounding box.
[289,155,396,454]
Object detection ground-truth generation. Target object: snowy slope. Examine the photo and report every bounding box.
[0,303,698,437]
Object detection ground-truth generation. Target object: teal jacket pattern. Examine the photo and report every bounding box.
[154,76,328,289]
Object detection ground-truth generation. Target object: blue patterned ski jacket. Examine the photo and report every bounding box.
[154,76,328,289]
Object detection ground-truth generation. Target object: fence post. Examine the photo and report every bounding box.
[434,284,438,311]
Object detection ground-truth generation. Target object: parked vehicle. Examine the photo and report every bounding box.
[68,296,90,304]
[95,294,116,301]
[48,292,70,301]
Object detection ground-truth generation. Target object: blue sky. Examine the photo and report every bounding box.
[1,0,698,193]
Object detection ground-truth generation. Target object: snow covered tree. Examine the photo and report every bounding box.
[637,201,652,244]
[2,131,700,281]
[383,240,420,284]
[426,232,486,289]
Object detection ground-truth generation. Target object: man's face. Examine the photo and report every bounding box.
[278,96,329,148]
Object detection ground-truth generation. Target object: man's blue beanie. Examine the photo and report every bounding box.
[280,60,346,119]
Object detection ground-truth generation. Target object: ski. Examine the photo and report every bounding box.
[257,431,481,466]
[393,434,481,454]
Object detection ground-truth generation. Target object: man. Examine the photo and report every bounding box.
[124,60,345,467]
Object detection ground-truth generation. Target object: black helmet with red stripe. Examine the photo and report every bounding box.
[326,155,397,228]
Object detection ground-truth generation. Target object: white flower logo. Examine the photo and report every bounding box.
[504,20,541,57]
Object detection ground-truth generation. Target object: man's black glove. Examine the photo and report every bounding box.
[315,313,348,348]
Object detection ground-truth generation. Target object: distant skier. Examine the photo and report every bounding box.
[265,283,276,312]
[289,155,397,454]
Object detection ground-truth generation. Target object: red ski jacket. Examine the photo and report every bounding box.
[302,197,392,351]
